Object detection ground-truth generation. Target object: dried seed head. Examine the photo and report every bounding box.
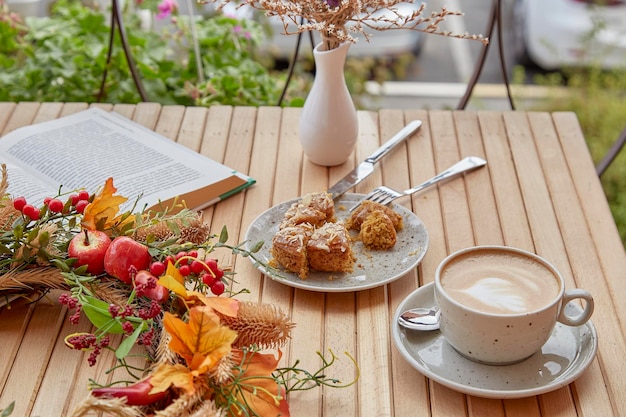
[218,301,294,349]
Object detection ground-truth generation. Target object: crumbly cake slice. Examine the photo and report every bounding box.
[279,191,336,229]
[271,223,314,279]
[307,222,355,273]
[346,200,403,232]
[359,209,397,250]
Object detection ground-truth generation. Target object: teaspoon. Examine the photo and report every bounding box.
[398,306,441,331]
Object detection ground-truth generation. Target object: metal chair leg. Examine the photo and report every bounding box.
[97,0,148,102]
[597,126,626,177]
[457,0,513,111]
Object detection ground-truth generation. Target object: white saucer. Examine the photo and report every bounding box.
[392,282,598,399]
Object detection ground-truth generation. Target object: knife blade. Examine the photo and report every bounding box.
[327,119,422,199]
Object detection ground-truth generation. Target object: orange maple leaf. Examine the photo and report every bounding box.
[81,178,132,231]
[163,307,238,375]
[224,349,290,417]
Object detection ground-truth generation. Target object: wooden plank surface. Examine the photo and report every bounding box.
[0,103,624,417]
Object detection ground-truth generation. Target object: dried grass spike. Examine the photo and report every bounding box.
[70,395,143,417]
[218,301,294,349]
[209,352,235,385]
[0,164,8,197]
[154,383,207,417]
[154,327,179,365]
[188,398,227,417]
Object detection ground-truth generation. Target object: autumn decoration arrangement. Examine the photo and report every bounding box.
[0,165,352,416]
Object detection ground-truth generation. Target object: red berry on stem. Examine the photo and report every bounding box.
[175,251,188,265]
[13,196,27,211]
[69,194,80,206]
[190,260,205,275]
[75,200,89,214]
[48,198,64,213]
[210,280,225,296]
[164,255,175,267]
[178,264,191,276]
[29,207,41,221]
[188,250,198,259]
[206,258,218,270]
[201,272,216,287]
[78,190,90,201]
[22,204,36,218]
[149,261,166,277]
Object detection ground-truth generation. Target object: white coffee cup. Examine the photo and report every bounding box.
[434,245,594,365]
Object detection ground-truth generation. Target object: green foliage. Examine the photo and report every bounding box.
[0,402,14,417]
[525,65,626,246]
[0,0,292,106]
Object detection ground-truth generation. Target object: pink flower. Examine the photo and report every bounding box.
[233,25,252,39]
[156,0,178,19]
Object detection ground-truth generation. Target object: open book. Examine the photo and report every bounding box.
[0,108,255,212]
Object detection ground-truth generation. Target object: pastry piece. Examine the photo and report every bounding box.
[346,200,403,232]
[359,209,397,250]
[271,223,314,279]
[280,191,335,229]
[307,222,355,273]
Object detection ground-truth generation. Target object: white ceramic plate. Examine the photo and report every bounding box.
[392,282,598,399]
[244,193,429,292]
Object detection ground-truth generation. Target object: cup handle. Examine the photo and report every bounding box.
[557,289,594,326]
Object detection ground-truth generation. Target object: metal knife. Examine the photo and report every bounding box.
[327,119,423,198]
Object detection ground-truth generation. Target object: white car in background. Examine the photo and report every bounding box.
[513,0,626,70]
[218,2,425,60]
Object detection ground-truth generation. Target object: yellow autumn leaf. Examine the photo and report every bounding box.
[81,178,130,230]
[158,274,188,298]
[163,307,237,374]
[226,349,290,417]
[149,363,195,396]
[187,291,239,317]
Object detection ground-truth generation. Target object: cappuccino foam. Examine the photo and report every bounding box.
[441,249,560,315]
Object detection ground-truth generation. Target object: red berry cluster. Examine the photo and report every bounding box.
[65,333,111,366]
[60,292,161,365]
[13,196,40,221]
[12,190,91,221]
[150,250,227,296]
[59,293,82,324]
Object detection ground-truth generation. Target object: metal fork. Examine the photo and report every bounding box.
[351,156,487,210]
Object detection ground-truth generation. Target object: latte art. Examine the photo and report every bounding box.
[441,249,560,315]
[460,277,540,314]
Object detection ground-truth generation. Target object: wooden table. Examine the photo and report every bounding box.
[1,101,624,417]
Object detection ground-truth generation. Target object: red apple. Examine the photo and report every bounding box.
[103,236,152,284]
[68,229,111,275]
[134,270,169,303]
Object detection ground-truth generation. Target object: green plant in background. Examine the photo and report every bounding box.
[0,0,294,105]
[521,65,626,246]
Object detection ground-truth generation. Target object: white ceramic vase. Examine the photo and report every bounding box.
[299,42,358,166]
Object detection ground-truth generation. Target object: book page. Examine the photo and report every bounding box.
[1,163,55,204]
[0,108,254,211]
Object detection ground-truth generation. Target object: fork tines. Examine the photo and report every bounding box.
[351,186,403,212]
